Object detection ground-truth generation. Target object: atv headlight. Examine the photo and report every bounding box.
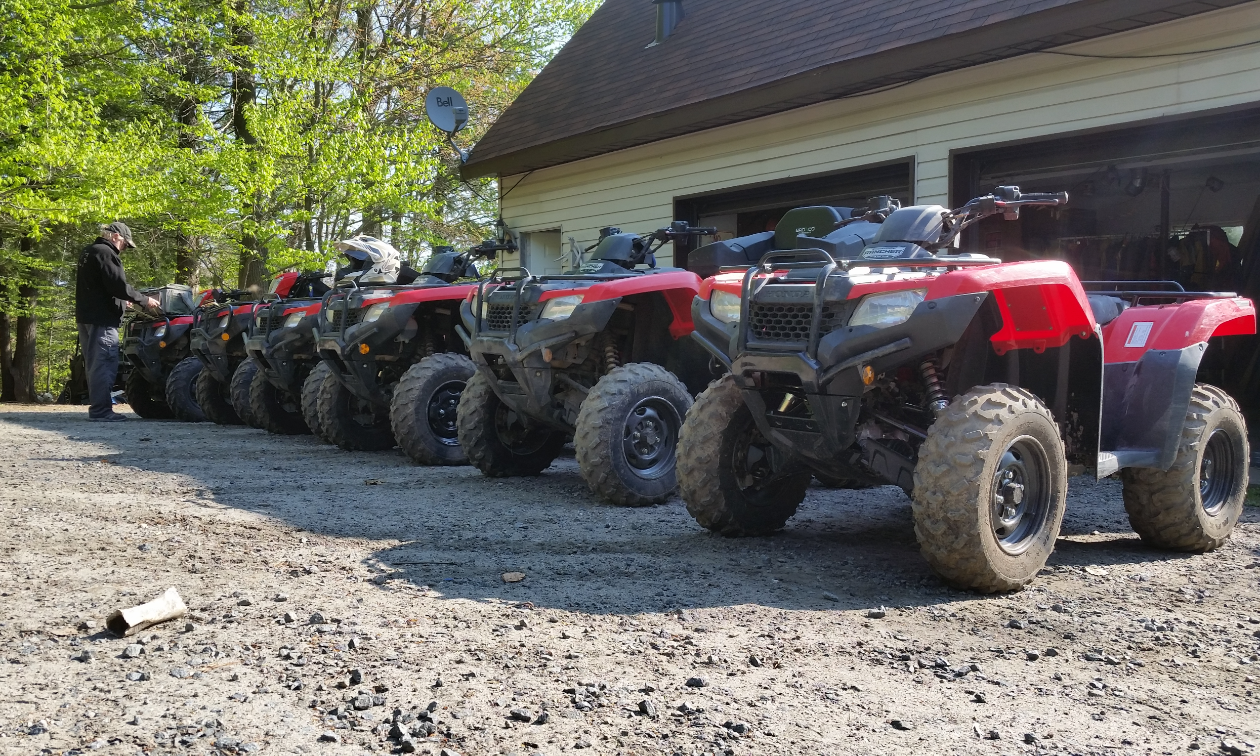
[284,312,305,328]
[362,302,390,323]
[152,324,167,339]
[217,313,231,329]
[709,290,741,324]
[541,295,584,321]
[848,289,927,329]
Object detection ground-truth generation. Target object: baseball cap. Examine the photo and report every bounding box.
[104,221,136,248]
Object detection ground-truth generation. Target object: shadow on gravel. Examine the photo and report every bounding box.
[4,408,1232,617]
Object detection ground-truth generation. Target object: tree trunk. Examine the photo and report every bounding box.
[0,312,14,402]
[238,231,266,291]
[175,70,201,286]
[176,231,198,287]
[231,0,264,290]
[11,283,38,403]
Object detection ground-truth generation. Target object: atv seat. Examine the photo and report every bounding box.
[775,206,846,249]
[687,206,862,278]
[1087,295,1129,325]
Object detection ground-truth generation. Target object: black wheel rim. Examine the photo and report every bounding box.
[426,380,465,446]
[620,397,680,479]
[990,435,1052,556]
[494,403,551,456]
[731,415,783,492]
[1200,428,1234,516]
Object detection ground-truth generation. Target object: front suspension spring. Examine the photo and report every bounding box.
[602,337,621,374]
[920,358,949,413]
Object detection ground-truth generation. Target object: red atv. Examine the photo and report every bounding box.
[456,223,718,506]
[678,187,1256,592]
[183,288,266,426]
[313,242,505,458]
[120,285,200,419]
[242,271,333,435]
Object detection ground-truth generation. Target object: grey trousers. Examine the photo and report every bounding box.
[78,324,120,418]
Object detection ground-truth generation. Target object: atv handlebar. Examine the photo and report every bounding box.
[648,222,718,242]
[1013,191,1069,205]
[935,186,1069,249]
[469,239,518,259]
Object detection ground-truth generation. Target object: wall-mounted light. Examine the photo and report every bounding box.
[1205,175,1224,193]
[1124,168,1147,197]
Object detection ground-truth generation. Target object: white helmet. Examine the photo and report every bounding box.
[335,235,401,285]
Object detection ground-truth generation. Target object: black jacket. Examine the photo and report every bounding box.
[75,237,145,327]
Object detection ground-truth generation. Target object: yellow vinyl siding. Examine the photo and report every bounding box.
[497,4,1260,267]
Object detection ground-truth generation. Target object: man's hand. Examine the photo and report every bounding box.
[145,296,160,311]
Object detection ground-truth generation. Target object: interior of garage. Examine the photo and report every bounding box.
[953,106,1260,426]
[953,106,1260,296]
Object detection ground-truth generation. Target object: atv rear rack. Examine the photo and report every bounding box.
[1082,280,1238,306]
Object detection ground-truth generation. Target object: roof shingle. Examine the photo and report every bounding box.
[463,0,1250,178]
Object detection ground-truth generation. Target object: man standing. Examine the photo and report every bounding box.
[75,222,159,421]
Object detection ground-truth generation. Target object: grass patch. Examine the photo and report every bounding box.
[1247,485,1260,508]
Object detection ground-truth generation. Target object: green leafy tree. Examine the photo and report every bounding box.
[1,0,597,400]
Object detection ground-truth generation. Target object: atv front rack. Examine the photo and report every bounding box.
[190,301,268,336]
[474,264,690,342]
[733,249,1004,361]
[319,284,413,340]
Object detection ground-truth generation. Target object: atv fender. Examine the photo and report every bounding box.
[920,260,1096,354]
[689,294,736,370]
[468,298,621,425]
[190,329,235,383]
[552,271,699,338]
[1097,297,1255,477]
[123,320,191,385]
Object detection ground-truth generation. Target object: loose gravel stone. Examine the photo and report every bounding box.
[3,405,1257,756]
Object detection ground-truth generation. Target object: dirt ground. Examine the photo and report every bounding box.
[0,404,1258,756]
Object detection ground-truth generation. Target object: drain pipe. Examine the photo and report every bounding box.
[649,0,684,46]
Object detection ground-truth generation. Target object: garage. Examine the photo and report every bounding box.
[952,106,1260,420]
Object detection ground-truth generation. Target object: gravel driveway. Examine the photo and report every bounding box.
[0,405,1257,756]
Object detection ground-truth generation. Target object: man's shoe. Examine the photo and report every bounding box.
[89,412,128,422]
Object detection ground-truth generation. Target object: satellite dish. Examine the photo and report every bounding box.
[425,87,469,135]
